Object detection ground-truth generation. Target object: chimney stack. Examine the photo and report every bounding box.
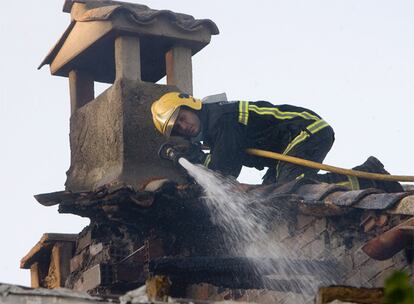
[39,0,219,191]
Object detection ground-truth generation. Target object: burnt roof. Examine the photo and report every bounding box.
[34,178,414,216]
[34,178,414,262]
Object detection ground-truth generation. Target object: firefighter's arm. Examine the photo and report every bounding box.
[205,117,246,177]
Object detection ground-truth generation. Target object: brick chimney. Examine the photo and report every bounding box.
[39,0,219,191]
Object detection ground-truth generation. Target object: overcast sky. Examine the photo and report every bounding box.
[1,0,413,286]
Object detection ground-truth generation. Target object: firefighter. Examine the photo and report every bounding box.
[151,92,403,192]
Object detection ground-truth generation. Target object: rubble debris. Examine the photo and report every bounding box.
[315,286,383,304]
[146,275,171,302]
[119,285,147,304]
[0,283,111,304]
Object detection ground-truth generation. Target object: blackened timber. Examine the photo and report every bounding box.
[150,257,338,277]
[149,257,340,293]
[40,181,414,220]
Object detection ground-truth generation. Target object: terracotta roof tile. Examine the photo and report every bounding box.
[74,4,219,35]
[353,192,410,210]
[362,217,414,260]
[328,188,383,207]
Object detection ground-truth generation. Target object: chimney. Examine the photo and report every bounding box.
[39,0,219,191]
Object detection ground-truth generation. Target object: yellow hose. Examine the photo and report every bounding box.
[246,148,414,182]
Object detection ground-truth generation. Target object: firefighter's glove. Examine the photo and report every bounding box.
[158,141,206,167]
[158,142,186,166]
[185,143,207,165]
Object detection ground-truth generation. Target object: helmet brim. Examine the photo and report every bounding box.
[164,107,180,138]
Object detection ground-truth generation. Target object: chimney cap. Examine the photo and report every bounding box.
[41,0,219,84]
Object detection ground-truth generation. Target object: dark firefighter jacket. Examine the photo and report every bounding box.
[197,100,330,177]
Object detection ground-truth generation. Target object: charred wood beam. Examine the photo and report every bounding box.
[150,256,338,277]
[57,187,215,238]
[165,273,312,294]
[149,257,340,293]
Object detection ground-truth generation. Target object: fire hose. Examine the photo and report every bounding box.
[159,142,414,182]
[246,148,414,182]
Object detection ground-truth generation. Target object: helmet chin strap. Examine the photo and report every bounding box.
[191,128,204,143]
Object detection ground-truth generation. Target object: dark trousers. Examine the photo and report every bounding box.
[262,125,403,192]
[262,126,335,185]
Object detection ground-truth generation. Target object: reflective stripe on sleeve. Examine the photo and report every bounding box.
[238,101,249,125]
[204,154,212,167]
[248,104,320,121]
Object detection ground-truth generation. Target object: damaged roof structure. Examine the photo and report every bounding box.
[20,178,414,303]
[13,1,414,304]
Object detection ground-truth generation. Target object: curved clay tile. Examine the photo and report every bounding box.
[362,217,414,260]
[327,188,383,207]
[75,4,220,35]
[353,192,410,210]
[389,195,414,215]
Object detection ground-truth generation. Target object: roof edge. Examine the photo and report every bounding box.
[38,21,76,70]
[63,0,86,13]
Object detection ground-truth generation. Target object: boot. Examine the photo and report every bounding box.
[353,156,404,193]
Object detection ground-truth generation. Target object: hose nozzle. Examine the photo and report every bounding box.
[158,140,207,166]
[158,142,182,162]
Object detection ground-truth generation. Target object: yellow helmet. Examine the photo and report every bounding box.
[151,92,202,137]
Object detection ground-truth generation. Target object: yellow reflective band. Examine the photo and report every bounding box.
[306,119,329,134]
[336,181,352,189]
[242,100,249,125]
[276,130,310,178]
[283,131,309,156]
[238,101,249,125]
[248,104,320,121]
[275,119,330,180]
[347,176,360,190]
[204,154,212,167]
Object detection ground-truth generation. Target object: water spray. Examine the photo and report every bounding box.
[158,141,410,301]
[178,158,340,302]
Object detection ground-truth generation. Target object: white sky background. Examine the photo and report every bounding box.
[0,0,413,286]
